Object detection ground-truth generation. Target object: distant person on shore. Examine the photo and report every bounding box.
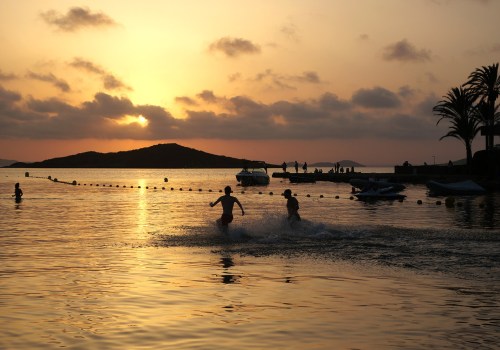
[294,161,299,173]
[14,182,23,202]
[210,186,244,232]
[282,162,287,173]
[302,162,308,173]
[283,189,301,224]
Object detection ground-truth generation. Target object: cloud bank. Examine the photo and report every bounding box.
[41,7,117,32]
[208,37,261,58]
[383,39,431,63]
[0,84,443,142]
[70,58,131,91]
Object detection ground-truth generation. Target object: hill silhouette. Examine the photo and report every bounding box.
[0,158,17,167]
[8,143,273,169]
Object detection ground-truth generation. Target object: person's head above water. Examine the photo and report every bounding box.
[224,186,232,195]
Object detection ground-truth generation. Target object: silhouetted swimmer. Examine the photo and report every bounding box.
[210,186,244,232]
[283,189,301,224]
[14,183,23,202]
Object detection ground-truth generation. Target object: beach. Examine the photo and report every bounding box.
[1,168,499,349]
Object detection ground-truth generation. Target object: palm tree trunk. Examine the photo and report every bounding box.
[466,142,473,173]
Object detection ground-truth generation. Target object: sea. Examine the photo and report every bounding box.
[0,167,499,349]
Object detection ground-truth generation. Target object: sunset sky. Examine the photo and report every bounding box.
[1,0,499,165]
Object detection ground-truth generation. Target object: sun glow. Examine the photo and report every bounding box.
[116,115,149,127]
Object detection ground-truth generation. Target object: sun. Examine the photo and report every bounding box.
[116,115,149,127]
[137,115,148,127]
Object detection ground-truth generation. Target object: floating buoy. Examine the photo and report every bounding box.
[199,189,202,192]
[335,195,339,199]
[131,186,134,188]
[153,187,157,190]
[54,178,58,182]
[269,192,273,195]
[259,191,262,195]
[219,189,222,193]
[306,194,310,197]
[72,180,77,185]
[109,184,112,187]
[171,187,174,190]
[123,186,126,188]
[294,193,297,196]
[209,189,212,192]
[436,200,442,205]
[48,176,52,180]
[164,178,168,182]
[25,172,29,177]
[189,188,192,191]
[320,194,324,198]
[349,196,354,200]
[138,186,141,189]
[417,200,422,205]
[241,191,245,194]
[162,187,165,190]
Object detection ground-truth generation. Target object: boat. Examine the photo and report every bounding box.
[289,173,316,183]
[426,180,486,196]
[350,178,406,192]
[355,187,406,201]
[236,168,270,186]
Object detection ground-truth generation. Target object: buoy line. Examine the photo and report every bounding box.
[23,173,482,208]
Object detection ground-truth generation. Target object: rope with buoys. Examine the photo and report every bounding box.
[21,173,487,208]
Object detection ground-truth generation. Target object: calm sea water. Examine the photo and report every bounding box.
[1,168,499,349]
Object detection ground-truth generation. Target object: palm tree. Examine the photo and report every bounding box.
[433,86,481,168]
[464,63,500,150]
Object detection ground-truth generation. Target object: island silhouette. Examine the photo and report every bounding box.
[7,143,274,169]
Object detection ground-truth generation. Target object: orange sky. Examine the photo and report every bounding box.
[0,0,498,165]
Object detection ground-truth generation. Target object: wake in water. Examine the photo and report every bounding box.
[150,213,500,283]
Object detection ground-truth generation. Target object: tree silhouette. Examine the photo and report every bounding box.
[433,87,481,169]
[464,63,500,150]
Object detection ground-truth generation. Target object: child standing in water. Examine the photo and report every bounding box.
[14,183,23,202]
[210,186,244,232]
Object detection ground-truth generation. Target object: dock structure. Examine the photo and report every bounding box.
[273,164,497,188]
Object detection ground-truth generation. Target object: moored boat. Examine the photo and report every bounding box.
[355,187,406,201]
[236,168,270,186]
[426,180,486,196]
[289,173,316,183]
[350,178,406,192]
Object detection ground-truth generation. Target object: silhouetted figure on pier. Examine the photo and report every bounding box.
[302,162,308,173]
[294,161,299,173]
[282,162,287,172]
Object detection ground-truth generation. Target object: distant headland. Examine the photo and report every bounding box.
[6,143,275,169]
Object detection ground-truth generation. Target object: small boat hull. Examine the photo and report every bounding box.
[350,179,406,192]
[236,169,270,186]
[426,180,486,196]
[355,188,406,201]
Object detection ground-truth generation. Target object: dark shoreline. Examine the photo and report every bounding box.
[272,169,500,192]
